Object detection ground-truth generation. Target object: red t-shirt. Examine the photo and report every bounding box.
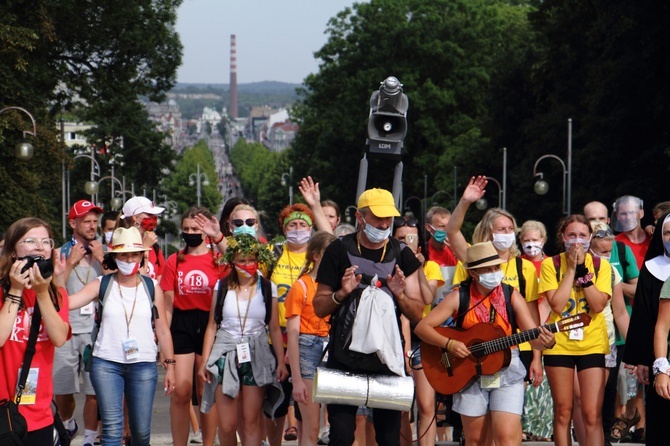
[427,243,458,267]
[520,254,543,277]
[615,233,650,271]
[0,288,71,431]
[160,251,227,312]
[146,246,165,280]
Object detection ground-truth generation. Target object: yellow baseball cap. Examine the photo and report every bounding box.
[357,188,400,218]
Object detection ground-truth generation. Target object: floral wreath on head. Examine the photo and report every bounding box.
[223,234,279,272]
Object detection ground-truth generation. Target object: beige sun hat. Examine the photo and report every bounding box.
[465,242,505,269]
[110,227,150,253]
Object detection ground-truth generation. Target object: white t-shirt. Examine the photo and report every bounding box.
[215,279,278,337]
[93,276,158,363]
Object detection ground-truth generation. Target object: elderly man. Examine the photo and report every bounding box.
[314,188,424,446]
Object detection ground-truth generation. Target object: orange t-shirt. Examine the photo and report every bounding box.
[459,288,512,336]
[284,274,329,337]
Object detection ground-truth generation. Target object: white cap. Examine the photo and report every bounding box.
[121,196,165,218]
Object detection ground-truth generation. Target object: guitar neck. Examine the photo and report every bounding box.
[479,322,559,355]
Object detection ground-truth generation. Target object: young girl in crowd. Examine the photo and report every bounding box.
[161,207,227,446]
[69,227,176,446]
[415,242,555,446]
[540,215,612,446]
[285,231,337,445]
[199,235,288,446]
[0,218,70,445]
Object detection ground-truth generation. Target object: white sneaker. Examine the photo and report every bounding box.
[189,430,203,444]
[317,425,330,445]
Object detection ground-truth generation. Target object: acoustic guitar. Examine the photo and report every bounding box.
[421,313,591,395]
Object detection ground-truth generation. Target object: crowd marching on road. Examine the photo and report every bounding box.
[1,144,669,446]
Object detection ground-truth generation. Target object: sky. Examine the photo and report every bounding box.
[175,0,363,85]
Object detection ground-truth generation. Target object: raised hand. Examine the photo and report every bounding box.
[461,176,488,204]
[387,264,406,297]
[340,265,362,296]
[194,213,222,239]
[298,176,321,207]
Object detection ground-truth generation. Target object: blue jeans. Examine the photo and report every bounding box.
[90,358,158,446]
[298,334,327,380]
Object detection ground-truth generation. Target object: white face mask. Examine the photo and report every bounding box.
[478,270,504,290]
[589,249,610,261]
[116,259,140,276]
[364,223,391,244]
[286,229,312,246]
[523,242,544,257]
[564,237,591,252]
[104,231,114,244]
[492,233,516,251]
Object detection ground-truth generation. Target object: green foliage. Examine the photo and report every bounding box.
[162,140,221,215]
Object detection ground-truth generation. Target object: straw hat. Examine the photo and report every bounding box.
[110,227,150,253]
[465,242,505,269]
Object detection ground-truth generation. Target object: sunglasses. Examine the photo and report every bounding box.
[394,217,418,228]
[232,218,256,228]
[593,229,613,239]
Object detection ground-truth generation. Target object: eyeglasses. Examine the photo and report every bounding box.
[18,238,55,250]
[593,230,613,239]
[232,218,256,228]
[393,217,418,228]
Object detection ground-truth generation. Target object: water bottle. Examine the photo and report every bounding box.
[626,370,638,399]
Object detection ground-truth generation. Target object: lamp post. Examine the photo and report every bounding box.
[0,106,37,160]
[475,176,505,211]
[431,190,452,207]
[532,120,573,215]
[72,149,101,203]
[344,205,358,224]
[189,163,210,207]
[280,166,294,205]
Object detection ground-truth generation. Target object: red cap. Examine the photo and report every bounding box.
[68,200,103,220]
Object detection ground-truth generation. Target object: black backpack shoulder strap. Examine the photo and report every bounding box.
[616,241,628,272]
[260,276,273,326]
[501,283,517,333]
[214,277,229,327]
[515,256,526,299]
[456,282,471,330]
[552,255,562,283]
[16,304,41,402]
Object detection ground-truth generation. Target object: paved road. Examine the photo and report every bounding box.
[69,366,639,445]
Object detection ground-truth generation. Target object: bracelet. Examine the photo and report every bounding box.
[163,359,176,366]
[653,357,670,376]
[331,292,342,305]
[575,272,594,287]
[581,280,594,288]
[213,232,224,244]
[446,339,454,353]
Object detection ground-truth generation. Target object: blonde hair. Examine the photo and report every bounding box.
[230,204,259,223]
[519,220,547,241]
[472,208,520,257]
[298,232,337,277]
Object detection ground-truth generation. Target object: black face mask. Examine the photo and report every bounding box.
[181,232,203,248]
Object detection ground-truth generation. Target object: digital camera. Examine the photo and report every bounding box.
[20,255,54,279]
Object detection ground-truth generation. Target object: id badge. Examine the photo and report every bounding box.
[481,373,501,389]
[569,328,584,341]
[80,302,94,315]
[237,342,251,363]
[123,337,140,360]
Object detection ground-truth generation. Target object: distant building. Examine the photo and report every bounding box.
[197,107,222,134]
[145,100,183,150]
[61,121,94,148]
[256,108,298,152]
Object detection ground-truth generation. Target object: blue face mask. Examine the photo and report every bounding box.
[233,225,256,238]
[364,223,391,244]
[430,226,447,244]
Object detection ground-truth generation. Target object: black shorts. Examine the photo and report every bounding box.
[543,353,605,372]
[171,308,209,355]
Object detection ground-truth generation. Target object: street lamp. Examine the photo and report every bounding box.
[280,166,294,205]
[532,119,573,215]
[0,106,37,160]
[189,163,210,207]
[73,149,101,203]
[475,176,505,211]
[431,190,452,206]
[344,205,358,224]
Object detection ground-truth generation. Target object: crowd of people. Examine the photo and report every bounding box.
[0,173,669,446]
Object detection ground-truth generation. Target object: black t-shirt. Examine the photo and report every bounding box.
[316,233,421,293]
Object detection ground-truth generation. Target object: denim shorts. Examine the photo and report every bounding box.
[298,334,327,380]
[410,340,422,368]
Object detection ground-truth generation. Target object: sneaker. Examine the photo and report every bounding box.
[317,426,330,445]
[189,430,203,444]
[66,418,79,440]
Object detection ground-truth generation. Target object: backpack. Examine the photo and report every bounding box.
[84,274,156,371]
[327,236,404,373]
[552,254,601,283]
[615,241,629,275]
[214,276,273,327]
[515,256,526,299]
[455,281,517,333]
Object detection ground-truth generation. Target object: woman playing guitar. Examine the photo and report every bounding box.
[415,242,555,446]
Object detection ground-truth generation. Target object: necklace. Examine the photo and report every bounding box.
[118,276,139,338]
[73,259,92,286]
[357,233,387,262]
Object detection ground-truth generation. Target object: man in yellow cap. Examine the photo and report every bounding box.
[313,188,424,446]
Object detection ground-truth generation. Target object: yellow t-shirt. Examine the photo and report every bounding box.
[271,248,307,328]
[539,253,612,356]
[453,256,539,351]
[422,260,445,317]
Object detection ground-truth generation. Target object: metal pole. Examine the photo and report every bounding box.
[289,166,294,206]
[197,163,202,207]
[60,119,66,238]
[423,173,428,244]
[567,119,572,215]
[111,164,115,203]
[90,149,96,203]
[502,147,507,210]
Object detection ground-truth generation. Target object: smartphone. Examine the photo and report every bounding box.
[405,234,419,252]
